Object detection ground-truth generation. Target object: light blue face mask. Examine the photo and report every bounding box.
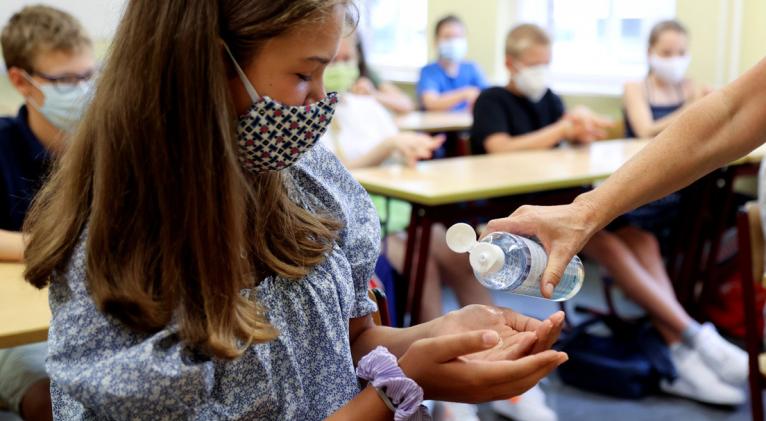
[23,72,93,133]
[437,38,468,62]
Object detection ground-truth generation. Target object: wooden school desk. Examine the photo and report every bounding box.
[395,111,473,133]
[352,139,766,325]
[0,263,49,348]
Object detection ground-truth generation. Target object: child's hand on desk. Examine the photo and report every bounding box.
[389,133,445,167]
[564,106,614,144]
[398,328,567,402]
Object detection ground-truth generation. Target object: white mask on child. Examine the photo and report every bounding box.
[514,64,550,103]
[649,54,691,85]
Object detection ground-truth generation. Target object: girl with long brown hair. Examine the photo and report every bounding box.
[23,1,567,419]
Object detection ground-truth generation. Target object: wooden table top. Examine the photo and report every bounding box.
[352,139,766,207]
[395,111,473,133]
[0,263,49,348]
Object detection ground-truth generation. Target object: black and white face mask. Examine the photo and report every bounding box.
[224,44,338,173]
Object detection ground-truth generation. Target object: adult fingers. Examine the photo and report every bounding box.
[541,245,575,298]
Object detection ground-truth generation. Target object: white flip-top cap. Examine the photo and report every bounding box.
[446,223,477,253]
[469,242,505,275]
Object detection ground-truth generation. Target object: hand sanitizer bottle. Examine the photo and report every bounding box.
[446,223,584,301]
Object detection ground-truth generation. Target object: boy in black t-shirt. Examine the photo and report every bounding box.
[475,24,748,411]
[470,24,610,154]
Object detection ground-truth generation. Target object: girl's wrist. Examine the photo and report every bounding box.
[357,346,429,420]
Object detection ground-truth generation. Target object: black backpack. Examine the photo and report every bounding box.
[555,315,677,399]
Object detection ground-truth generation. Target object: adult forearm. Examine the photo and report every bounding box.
[578,61,766,229]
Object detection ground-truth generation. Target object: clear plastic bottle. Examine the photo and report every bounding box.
[446,223,584,301]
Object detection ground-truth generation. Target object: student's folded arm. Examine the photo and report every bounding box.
[580,57,766,226]
[420,90,469,112]
[0,229,24,261]
[46,267,219,419]
[484,122,568,154]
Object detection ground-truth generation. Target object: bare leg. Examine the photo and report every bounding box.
[385,233,444,321]
[583,230,694,344]
[614,226,677,298]
[613,227,693,343]
[19,378,52,421]
[430,224,494,308]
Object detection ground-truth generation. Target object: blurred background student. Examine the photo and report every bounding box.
[321,32,491,324]
[623,20,710,139]
[325,33,414,114]
[417,15,487,112]
[0,5,95,421]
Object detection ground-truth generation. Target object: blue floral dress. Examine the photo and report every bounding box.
[46,144,381,420]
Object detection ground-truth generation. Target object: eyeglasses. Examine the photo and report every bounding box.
[27,69,97,94]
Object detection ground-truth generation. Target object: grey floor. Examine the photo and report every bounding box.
[440,261,759,421]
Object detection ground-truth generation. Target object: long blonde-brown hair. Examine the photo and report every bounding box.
[24,0,353,359]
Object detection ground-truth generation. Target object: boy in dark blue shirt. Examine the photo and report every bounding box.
[0,6,94,420]
[417,15,487,112]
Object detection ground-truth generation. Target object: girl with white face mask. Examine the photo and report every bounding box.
[623,20,712,139]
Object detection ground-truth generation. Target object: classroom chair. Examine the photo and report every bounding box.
[368,288,392,327]
[736,201,766,421]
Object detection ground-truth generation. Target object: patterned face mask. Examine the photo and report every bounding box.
[224,44,338,173]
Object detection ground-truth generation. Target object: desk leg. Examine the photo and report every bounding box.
[399,206,421,327]
[697,168,736,315]
[674,173,716,308]
[409,216,433,326]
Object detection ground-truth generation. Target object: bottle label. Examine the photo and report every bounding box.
[511,236,548,297]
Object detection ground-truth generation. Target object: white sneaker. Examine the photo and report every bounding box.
[491,384,557,421]
[660,343,745,405]
[433,402,479,421]
[693,322,749,385]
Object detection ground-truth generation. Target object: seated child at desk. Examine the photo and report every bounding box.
[621,21,712,240]
[417,15,487,112]
[0,5,96,420]
[321,33,493,323]
[325,34,413,114]
[623,20,709,139]
[471,22,748,406]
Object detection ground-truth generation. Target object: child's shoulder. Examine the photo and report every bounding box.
[0,113,21,145]
[623,80,647,100]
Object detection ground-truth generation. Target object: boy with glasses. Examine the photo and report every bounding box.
[0,5,95,420]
